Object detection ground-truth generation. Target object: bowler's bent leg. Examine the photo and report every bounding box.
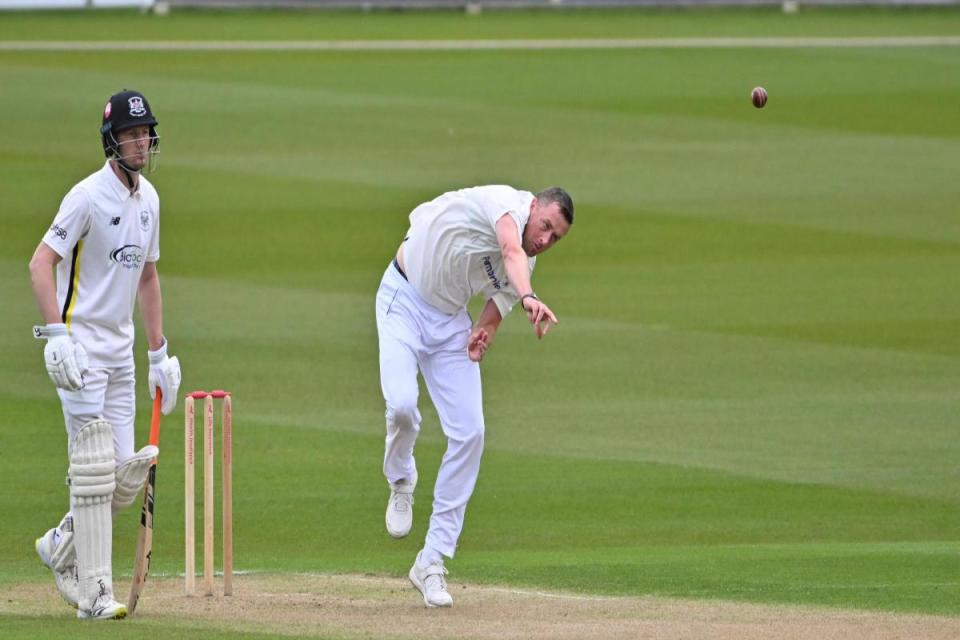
[376,268,426,539]
[376,277,423,486]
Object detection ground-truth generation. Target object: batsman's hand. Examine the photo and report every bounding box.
[34,323,88,391]
[521,297,558,340]
[468,327,490,362]
[148,338,181,415]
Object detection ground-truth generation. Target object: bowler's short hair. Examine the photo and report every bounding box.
[536,187,574,225]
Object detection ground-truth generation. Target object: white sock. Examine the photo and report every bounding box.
[418,546,443,568]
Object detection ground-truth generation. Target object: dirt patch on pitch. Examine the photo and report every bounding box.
[5,574,957,640]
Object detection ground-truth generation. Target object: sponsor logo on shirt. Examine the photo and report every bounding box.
[110,217,121,226]
[49,224,68,240]
[482,256,503,291]
[109,244,145,269]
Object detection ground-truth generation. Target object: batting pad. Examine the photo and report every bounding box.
[112,445,159,513]
[69,419,117,611]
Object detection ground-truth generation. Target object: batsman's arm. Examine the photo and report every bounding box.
[28,242,64,325]
[138,262,165,351]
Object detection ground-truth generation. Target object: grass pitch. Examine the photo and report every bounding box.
[0,7,958,635]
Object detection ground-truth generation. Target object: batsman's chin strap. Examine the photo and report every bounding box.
[113,159,140,193]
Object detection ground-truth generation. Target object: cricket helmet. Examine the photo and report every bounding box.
[100,89,159,158]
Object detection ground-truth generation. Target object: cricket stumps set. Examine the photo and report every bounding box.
[184,390,233,597]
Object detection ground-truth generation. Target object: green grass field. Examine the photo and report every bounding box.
[1,6,958,636]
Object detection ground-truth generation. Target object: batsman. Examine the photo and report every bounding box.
[28,90,182,620]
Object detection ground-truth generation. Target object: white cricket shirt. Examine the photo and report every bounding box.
[42,161,160,366]
[403,185,536,318]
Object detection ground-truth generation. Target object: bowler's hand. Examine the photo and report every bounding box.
[522,298,558,339]
[467,327,490,362]
[148,338,181,415]
[34,323,88,391]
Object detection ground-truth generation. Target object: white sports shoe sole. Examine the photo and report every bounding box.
[386,489,414,538]
[77,603,127,620]
[77,590,127,620]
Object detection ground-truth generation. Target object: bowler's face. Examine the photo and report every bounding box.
[522,199,570,257]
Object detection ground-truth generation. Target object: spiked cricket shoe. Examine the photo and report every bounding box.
[77,594,127,620]
[409,558,453,608]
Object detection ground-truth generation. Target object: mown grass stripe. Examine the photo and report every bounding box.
[1,35,960,51]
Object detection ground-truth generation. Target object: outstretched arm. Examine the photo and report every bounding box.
[468,299,503,362]
[494,214,558,339]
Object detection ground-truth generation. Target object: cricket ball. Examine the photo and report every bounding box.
[751,86,768,109]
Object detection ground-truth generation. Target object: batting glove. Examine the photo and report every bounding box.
[33,323,88,391]
[148,338,181,415]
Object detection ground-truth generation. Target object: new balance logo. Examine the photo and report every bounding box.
[110,217,121,226]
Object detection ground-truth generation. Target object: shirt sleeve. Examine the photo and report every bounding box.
[146,201,160,262]
[490,290,518,319]
[478,187,525,238]
[490,208,524,241]
[43,188,92,259]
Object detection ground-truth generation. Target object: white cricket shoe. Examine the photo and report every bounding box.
[77,592,127,620]
[35,527,79,609]
[409,557,453,608]
[386,479,415,539]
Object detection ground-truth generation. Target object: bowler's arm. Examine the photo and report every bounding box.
[476,299,502,340]
[495,215,533,297]
[468,300,502,362]
[494,214,557,339]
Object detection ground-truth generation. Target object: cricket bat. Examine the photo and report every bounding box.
[127,389,163,615]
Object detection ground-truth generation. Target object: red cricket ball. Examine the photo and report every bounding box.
[751,86,768,109]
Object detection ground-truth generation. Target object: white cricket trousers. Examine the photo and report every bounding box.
[57,363,137,463]
[376,262,485,560]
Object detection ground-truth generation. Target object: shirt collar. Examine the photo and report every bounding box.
[101,160,140,201]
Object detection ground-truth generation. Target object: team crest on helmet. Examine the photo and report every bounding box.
[128,96,146,117]
[104,101,112,118]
